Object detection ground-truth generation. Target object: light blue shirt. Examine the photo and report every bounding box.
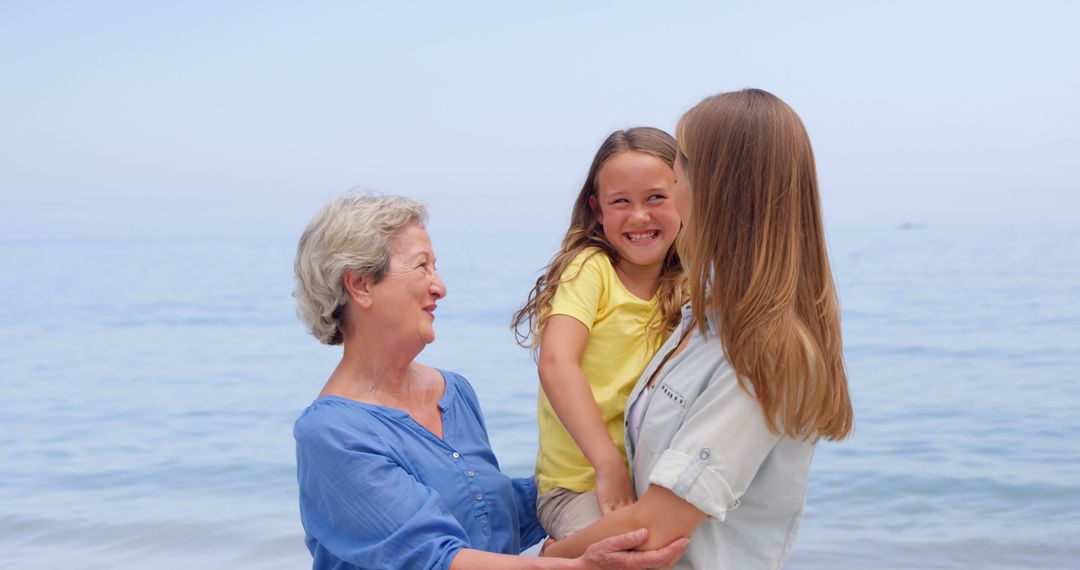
[625,306,816,569]
[294,369,545,570]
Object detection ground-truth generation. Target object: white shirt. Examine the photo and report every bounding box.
[624,305,816,569]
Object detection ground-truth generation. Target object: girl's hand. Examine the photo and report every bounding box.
[595,464,635,515]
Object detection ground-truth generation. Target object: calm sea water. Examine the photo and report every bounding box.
[2,226,1078,569]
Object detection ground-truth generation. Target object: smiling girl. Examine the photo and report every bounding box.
[512,127,685,540]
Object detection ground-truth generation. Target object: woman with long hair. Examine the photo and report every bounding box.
[543,88,854,568]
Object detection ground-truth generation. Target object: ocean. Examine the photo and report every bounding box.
[2,225,1078,569]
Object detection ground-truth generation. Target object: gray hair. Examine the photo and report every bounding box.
[293,192,429,345]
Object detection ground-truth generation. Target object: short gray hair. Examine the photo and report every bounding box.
[293,192,428,345]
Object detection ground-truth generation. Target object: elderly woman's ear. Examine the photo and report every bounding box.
[343,270,375,309]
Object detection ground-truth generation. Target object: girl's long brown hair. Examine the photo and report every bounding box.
[676,89,853,441]
[511,127,685,353]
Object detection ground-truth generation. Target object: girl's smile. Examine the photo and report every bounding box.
[589,151,680,280]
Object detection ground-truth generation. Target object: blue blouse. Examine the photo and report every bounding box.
[294,369,545,570]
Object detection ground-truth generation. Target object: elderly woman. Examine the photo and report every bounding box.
[292,194,687,570]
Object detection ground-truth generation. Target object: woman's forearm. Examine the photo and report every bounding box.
[545,485,709,558]
[451,548,579,569]
[453,528,689,570]
[545,501,646,559]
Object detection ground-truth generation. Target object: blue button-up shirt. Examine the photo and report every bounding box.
[294,369,545,570]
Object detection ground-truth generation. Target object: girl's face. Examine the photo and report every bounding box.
[588,151,681,275]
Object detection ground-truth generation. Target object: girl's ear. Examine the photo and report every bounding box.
[588,195,604,225]
[343,270,374,309]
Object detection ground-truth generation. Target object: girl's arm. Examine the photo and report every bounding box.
[450,529,688,569]
[543,485,708,559]
[539,315,634,513]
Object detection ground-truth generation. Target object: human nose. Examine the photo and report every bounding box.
[630,204,650,224]
[430,271,447,299]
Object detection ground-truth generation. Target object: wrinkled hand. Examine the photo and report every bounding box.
[595,468,635,515]
[579,529,688,569]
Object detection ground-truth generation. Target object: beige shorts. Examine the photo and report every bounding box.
[536,487,603,540]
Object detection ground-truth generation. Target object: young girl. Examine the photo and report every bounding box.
[511,127,685,540]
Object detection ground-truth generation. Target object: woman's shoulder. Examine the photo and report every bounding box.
[431,367,482,409]
[293,395,392,451]
[665,305,736,380]
[683,302,723,337]
[428,366,492,428]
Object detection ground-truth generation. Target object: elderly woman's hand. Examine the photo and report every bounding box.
[575,529,688,569]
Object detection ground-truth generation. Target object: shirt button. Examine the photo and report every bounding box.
[467,470,476,478]
[474,493,483,501]
[452,452,461,459]
[699,449,711,460]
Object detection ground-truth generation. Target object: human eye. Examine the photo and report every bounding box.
[648,193,667,201]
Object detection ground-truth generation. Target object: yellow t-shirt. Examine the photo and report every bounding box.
[535,248,670,494]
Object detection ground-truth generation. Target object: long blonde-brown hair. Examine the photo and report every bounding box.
[676,89,853,441]
[512,127,685,352]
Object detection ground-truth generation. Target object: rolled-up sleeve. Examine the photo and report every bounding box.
[647,366,782,521]
[511,476,546,550]
[296,426,470,570]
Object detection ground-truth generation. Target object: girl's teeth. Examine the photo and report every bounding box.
[627,231,657,241]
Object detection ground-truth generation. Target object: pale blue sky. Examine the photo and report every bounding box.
[1,1,1077,240]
